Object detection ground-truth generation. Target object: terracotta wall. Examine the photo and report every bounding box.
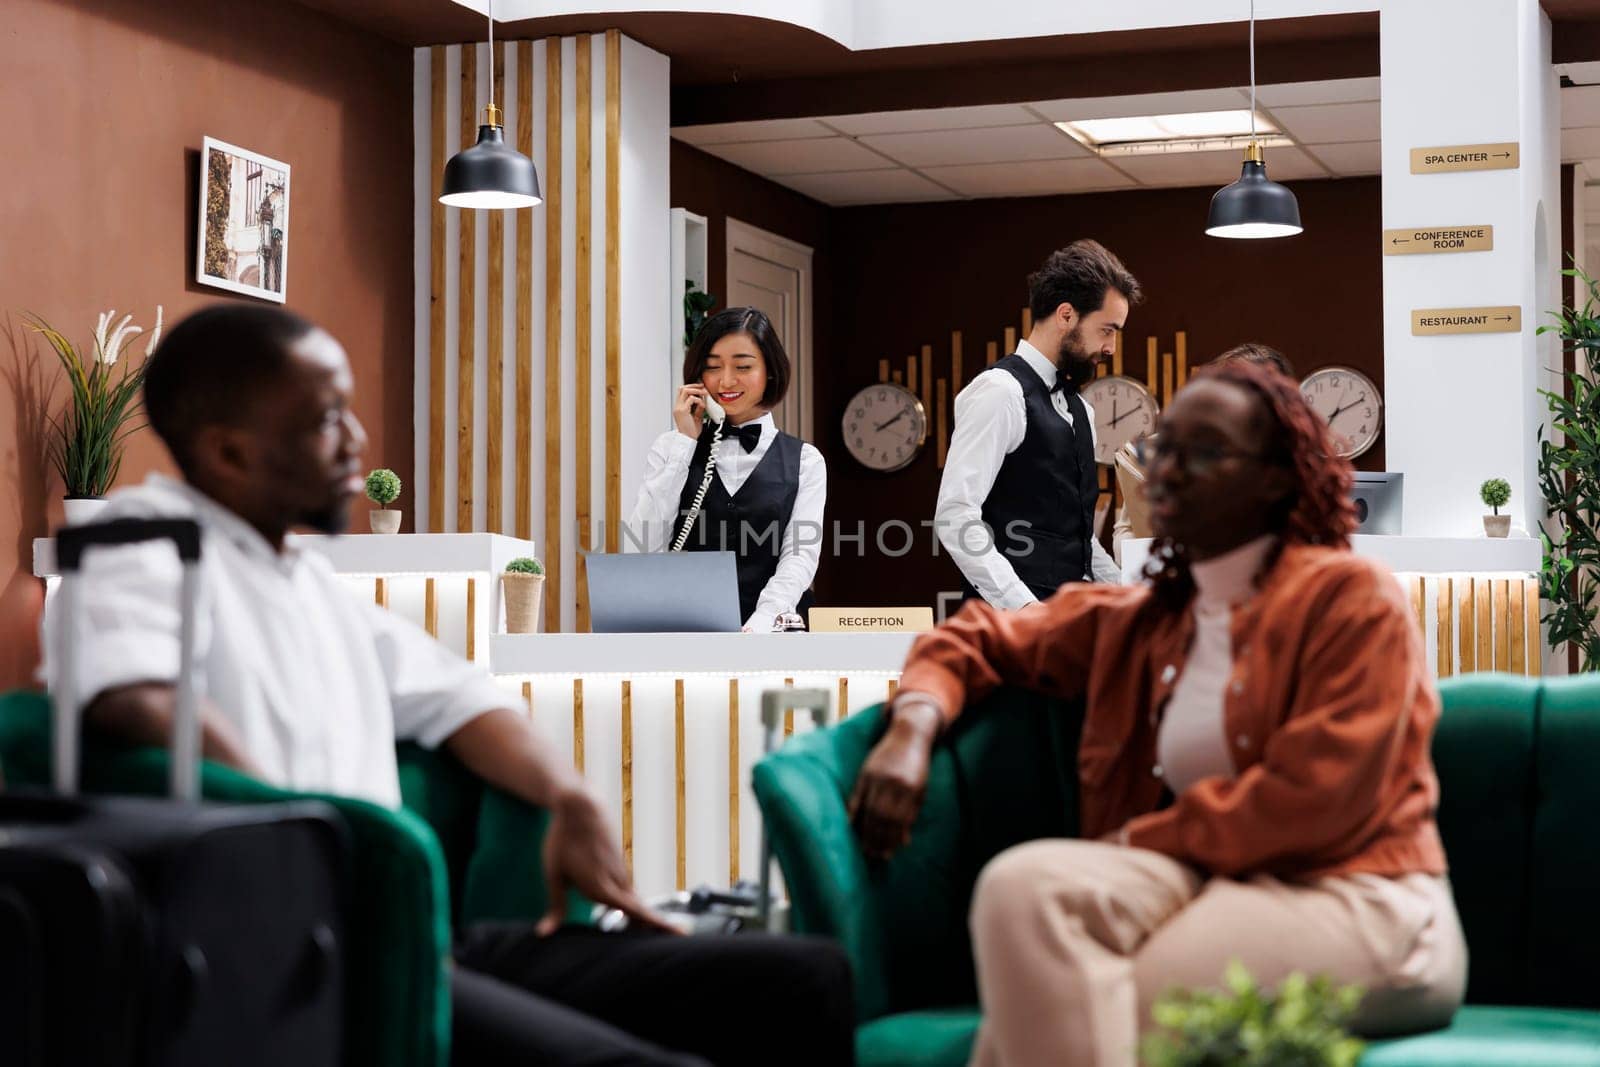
[0,0,415,689]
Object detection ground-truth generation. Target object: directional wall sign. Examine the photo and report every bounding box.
[1409,143,1519,174]
[1383,225,1494,255]
[1411,306,1521,336]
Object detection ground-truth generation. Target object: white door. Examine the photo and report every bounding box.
[725,218,813,442]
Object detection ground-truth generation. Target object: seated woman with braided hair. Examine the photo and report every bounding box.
[849,360,1466,1067]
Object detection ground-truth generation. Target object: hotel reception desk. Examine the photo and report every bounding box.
[35,531,1543,897]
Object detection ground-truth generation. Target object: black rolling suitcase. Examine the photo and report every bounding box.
[0,518,349,1067]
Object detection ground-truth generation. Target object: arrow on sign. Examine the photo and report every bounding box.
[1493,152,1512,159]
[1391,237,1410,245]
[1495,315,1514,322]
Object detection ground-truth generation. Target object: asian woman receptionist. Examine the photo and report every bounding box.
[627,306,827,633]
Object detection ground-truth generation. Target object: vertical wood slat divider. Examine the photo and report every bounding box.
[1509,580,1527,675]
[465,578,476,661]
[522,681,533,717]
[621,679,632,875]
[727,679,739,884]
[1493,580,1511,670]
[1525,580,1541,675]
[951,331,963,393]
[920,343,933,417]
[1475,580,1492,672]
[936,379,949,468]
[572,678,585,773]
[907,355,918,396]
[1436,577,1454,678]
[604,29,623,551]
[783,677,794,737]
[1162,352,1175,408]
[1407,576,1424,642]
[424,578,438,637]
[1022,308,1033,335]
[486,43,505,533]
[838,677,848,720]
[887,678,899,702]
[1175,331,1188,388]
[674,678,686,891]
[1458,577,1476,672]
[373,577,388,608]
[514,41,534,540]
[1146,338,1158,394]
[457,44,478,533]
[877,358,889,383]
[544,39,564,632]
[429,46,447,534]
[986,341,998,366]
[892,371,903,385]
[1112,330,1123,377]
[575,34,594,631]
[1004,328,1017,355]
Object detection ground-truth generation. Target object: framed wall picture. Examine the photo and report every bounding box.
[196,137,290,303]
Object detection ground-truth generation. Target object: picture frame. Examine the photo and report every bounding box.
[196,136,290,303]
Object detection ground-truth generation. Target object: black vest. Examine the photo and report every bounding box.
[960,354,1099,602]
[675,424,812,624]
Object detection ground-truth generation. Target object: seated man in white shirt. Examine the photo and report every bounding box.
[42,305,853,1067]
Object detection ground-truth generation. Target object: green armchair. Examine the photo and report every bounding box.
[753,675,1600,1066]
[0,689,565,1067]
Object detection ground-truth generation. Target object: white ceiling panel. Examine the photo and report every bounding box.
[821,103,1039,136]
[1271,101,1380,145]
[1564,85,1600,128]
[1028,88,1249,124]
[1563,127,1600,160]
[1113,145,1326,187]
[699,136,896,175]
[773,169,955,206]
[1303,140,1382,176]
[673,118,836,146]
[1254,77,1381,107]
[920,158,1136,198]
[861,124,1090,167]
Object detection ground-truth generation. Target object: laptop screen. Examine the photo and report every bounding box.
[583,552,743,633]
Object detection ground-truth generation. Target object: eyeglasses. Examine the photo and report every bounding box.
[1137,437,1273,478]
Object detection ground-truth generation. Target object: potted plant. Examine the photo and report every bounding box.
[502,557,545,634]
[1480,478,1511,538]
[684,280,716,348]
[365,468,403,534]
[1141,962,1364,1067]
[29,306,162,525]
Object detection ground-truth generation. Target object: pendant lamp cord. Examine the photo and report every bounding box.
[487,0,496,113]
[1248,0,1257,140]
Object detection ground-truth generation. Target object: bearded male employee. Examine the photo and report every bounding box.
[938,240,1141,606]
[42,305,853,1067]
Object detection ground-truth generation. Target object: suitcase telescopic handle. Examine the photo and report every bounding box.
[756,687,830,930]
[53,518,205,801]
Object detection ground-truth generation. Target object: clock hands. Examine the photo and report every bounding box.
[874,409,907,433]
[1109,402,1142,429]
[1325,392,1366,426]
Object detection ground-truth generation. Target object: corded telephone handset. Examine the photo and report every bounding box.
[670,392,725,552]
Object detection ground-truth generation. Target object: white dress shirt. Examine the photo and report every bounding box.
[40,475,509,808]
[627,412,827,633]
[935,339,1122,609]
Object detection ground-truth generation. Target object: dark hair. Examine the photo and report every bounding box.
[1027,239,1144,324]
[1142,360,1357,610]
[1214,342,1295,378]
[682,306,790,408]
[144,304,318,473]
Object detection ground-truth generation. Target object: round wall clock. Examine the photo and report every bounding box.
[1299,366,1383,459]
[1078,375,1160,465]
[842,382,928,473]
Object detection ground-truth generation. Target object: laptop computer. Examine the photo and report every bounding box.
[584,551,743,633]
[1350,473,1402,535]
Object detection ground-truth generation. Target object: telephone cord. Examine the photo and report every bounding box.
[671,422,723,551]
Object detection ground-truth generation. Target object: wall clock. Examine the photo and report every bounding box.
[842,382,928,473]
[1299,366,1383,459]
[1078,375,1160,465]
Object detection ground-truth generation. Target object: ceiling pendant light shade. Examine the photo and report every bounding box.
[1205,142,1302,238]
[440,103,543,209]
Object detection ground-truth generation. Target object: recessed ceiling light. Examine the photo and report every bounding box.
[1055,110,1291,157]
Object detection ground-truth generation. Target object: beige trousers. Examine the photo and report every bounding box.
[968,840,1468,1067]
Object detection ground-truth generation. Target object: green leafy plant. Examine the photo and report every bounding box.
[684,280,716,349]
[28,307,163,499]
[1141,962,1364,1067]
[1536,260,1600,669]
[1480,478,1511,515]
[505,556,544,575]
[365,468,402,507]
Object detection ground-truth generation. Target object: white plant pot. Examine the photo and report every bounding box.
[1483,514,1511,538]
[369,509,402,535]
[62,497,109,526]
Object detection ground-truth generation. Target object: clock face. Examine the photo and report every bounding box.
[842,383,928,473]
[1299,366,1383,459]
[1078,375,1160,466]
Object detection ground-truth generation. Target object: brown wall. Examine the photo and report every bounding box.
[0,0,415,690]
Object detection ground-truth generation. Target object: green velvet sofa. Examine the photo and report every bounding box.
[753,674,1600,1066]
[0,689,568,1067]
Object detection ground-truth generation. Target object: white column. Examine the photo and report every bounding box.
[1380,0,1561,537]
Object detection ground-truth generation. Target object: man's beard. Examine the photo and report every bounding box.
[1059,325,1099,387]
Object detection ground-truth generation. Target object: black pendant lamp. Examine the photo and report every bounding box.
[440,0,542,210]
[1206,0,1302,239]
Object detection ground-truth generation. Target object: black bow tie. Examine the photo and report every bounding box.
[1050,378,1069,395]
[724,421,762,454]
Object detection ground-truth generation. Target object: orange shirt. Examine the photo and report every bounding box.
[899,544,1445,881]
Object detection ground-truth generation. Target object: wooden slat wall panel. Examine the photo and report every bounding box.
[920,343,933,417]
[1436,577,1453,678]
[986,341,997,366]
[907,355,918,396]
[838,677,848,720]
[951,331,963,393]
[1004,327,1016,355]
[465,578,476,661]
[1475,580,1492,671]
[424,578,439,637]
[1175,331,1188,388]
[486,43,505,532]
[604,29,622,552]
[1458,577,1476,673]
[877,358,889,383]
[1493,580,1510,671]
[1407,577,1424,642]
[522,681,533,717]
[543,40,563,633]
[1146,339,1158,398]
[572,678,585,773]
[374,577,388,608]
[575,33,594,631]
[457,45,477,532]
[429,47,447,533]
[514,41,533,541]
[1525,580,1541,675]
[1509,580,1526,675]
[936,379,949,468]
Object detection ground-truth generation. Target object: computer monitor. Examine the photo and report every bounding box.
[583,551,743,633]
[1350,473,1402,536]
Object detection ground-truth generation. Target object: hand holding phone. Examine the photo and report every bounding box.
[673,384,724,440]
